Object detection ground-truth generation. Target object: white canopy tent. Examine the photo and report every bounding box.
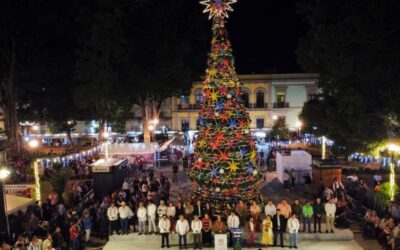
[99,143,159,164]
[276,150,312,183]
[101,143,159,155]
[5,194,35,215]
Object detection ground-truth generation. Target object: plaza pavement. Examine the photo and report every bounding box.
[103,233,365,250]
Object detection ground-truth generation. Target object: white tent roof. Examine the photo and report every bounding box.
[276,150,312,183]
[6,194,34,215]
[100,143,159,155]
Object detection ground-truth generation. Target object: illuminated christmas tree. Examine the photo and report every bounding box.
[190,0,262,212]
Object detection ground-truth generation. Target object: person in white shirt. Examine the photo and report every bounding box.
[107,203,119,235]
[227,211,240,247]
[325,198,337,233]
[287,213,300,249]
[158,200,168,219]
[346,174,359,182]
[147,200,158,234]
[158,214,171,248]
[191,215,203,249]
[264,200,277,217]
[176,215,190,249]
[118,201,134,235]
[137,202,147,235]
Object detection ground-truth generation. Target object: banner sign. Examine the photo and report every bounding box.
[4,184,36,199]
[214,233,228,250]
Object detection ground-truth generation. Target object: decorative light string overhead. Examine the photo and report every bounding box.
[200,0,237,19]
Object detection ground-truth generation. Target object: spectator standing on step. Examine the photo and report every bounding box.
[313,197,324,233]
[302,200,313,233]
[107,202,119,235]
[191,215,203,250]
[325,198,336,233]
[287,213,300,249]
[137,202,147,235]
[176,215,190,249]
[159,214,171,248]
[147,200,158,234]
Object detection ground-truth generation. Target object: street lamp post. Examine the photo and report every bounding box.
[296,121,302,138]
[272,115,278,125]
[28,139,41,205]
[387,143,399,202]
[321,136,326,160]
[103,132,109,160]
[0,167,11,241]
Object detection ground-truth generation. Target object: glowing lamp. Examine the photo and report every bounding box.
[28,139,39,148]
[0,168,11,180]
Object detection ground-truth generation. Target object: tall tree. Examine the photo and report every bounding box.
[297,0,400,154]
[74,0,134,138]
[0,0,79,155]
[12,1,82,148]
[122,0,207,142]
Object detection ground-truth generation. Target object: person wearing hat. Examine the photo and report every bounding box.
[119,201,134,235]
[158,214,171,248]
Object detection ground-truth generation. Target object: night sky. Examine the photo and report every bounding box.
[225,0,307,74]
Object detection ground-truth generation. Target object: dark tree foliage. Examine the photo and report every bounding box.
[297,0,400,154]
[0,0,83,153]
[75,0,208,142]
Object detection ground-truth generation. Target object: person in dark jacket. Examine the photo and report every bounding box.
[313,197,324,233]
[52,226,64,250]
[193,200,205,219]
[272,209,287,247]
[291,199,302,217]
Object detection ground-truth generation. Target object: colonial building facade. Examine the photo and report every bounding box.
[170,73,318,131]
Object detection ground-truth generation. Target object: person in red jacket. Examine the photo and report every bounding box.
[69,222,80,250]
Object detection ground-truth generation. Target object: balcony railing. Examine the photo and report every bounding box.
[177,103,202,110]
[249,103,268,109]
[273,102,290,108]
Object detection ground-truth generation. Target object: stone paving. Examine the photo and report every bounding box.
[103,233,365,250]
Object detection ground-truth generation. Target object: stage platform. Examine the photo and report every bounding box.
[102,229,360,250]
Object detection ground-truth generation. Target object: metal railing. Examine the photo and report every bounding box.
[176,104,202,110]
[273,102,290,108]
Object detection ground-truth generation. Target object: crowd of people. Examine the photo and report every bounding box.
[4,145,400,250]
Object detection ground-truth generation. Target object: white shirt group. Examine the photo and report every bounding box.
[191,220,203,234]
[264,204,277,217]
[287,217,300,233]
[137,207,147,222]
[118,206,134,219]
[107,206,119,221]
[158,218,171,233]
[176,219,190,235]
[227,215,240,230]
[325,203,337,217]
[147,203,157,218]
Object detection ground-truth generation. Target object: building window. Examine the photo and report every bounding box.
[277,92,286,103]
[181,119,190,132]
[256,90,265,108]
[195,90,204,104]
[256,118,265,129]
[180,95,189,105]
[242,90,249,108]
[308,94,317,101]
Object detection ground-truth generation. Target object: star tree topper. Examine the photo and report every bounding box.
[200,0,237,19]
